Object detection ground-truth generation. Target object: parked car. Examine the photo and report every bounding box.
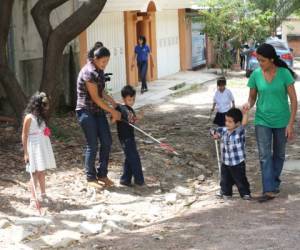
[245,38,294,77]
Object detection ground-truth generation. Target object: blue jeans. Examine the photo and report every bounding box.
[120,137,144,185]
[255,125,287,193]
[77,110,112,181]
[137,61,148,90]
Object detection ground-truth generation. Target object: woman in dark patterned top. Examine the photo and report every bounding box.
[76,46,121,188]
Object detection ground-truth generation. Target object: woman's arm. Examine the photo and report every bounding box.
[103,92,117,108]
[86,82,121,120]
[286,84,298,140]
[149,52,155,67]
[248,88,257,108]
[22,115,32,163]
[131,54,137,69]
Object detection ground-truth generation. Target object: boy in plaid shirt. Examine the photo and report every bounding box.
[211,108,251,200]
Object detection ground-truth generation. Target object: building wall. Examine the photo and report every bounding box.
[87,12,127,93]
[156,10,180,78]
[282,18,300,40]
[282,18,300,57]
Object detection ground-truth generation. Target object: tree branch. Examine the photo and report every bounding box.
[31,0,69,44]
[0,0,14,66]
[53,0,107,45]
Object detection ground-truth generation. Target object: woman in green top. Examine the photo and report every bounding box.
[244,43,298,202]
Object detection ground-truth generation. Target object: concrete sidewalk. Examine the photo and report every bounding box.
[113,69,218,109]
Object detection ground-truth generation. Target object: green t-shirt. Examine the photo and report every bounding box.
[247,67,294,128]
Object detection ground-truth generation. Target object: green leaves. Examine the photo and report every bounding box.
[197,0,273,73]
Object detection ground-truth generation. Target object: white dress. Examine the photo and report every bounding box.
[26,114,56,172]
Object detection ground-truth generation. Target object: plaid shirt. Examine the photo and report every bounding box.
[215,126,246,166]
[76,61,105,114]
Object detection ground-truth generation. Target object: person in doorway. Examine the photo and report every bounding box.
[211,77,235,127]
[76,46,121,189]
[243,43,298,202]
[131,35,154,94]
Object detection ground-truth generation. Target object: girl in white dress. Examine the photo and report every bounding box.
[22,92,56,206]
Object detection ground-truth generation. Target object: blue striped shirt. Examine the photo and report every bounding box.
[215,126,246,166]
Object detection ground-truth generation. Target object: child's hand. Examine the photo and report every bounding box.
[213,134,220,140]
[24,153,29,164]
[210,129,220,140]
[136,111,144,121]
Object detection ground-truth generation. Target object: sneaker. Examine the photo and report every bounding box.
[40,193,51,206]
[87,180,104,189]
[215,190,232,199]
[97,177,114,187]
[215,190,223,198]
[242,194,252,200]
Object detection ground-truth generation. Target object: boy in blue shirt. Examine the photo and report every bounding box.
[211,108,251,200]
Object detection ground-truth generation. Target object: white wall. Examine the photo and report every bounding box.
[282,18,300,41]
[156,10,180,78]
[87,12,127,93]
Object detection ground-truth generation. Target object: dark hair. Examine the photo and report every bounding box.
[121,85,136,98]
[87,41,103,61]
[138,35,146,46]
[226,108,243,123]
[24,92,49,126]
[257,43,296,79]
[217,77,226,86]
[93,46,110,59]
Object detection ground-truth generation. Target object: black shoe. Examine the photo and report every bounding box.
[120,180,132,187]
[134,182,145,186]
[258,193,275,203]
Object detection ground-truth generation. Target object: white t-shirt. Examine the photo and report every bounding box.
[213,89,234,113]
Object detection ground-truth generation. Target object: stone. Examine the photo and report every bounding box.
[80,222,103,235]
[42,230,81,248]
[14,217,53,226]
[173,186,193,196]
[165,193,177,204]
[0,219,10,229]
[1,225,36,243]
[197,174,206,182]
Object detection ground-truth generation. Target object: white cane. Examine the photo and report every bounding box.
[214,140,221,180]
[126,121,179,156]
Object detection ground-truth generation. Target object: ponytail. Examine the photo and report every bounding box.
[273,56,296,79]
[87,41,103,61]
[257,43,297,79]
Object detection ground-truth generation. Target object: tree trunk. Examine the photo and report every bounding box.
[0,0,27,123]
[31,0,107,110]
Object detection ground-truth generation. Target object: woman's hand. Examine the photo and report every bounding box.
[286,124,295,141]
[111,110,121,123]
[242,102,251,112]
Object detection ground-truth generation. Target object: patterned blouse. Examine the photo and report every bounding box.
[76,62,106,114]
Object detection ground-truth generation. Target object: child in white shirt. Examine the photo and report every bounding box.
[211,77,235,127]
